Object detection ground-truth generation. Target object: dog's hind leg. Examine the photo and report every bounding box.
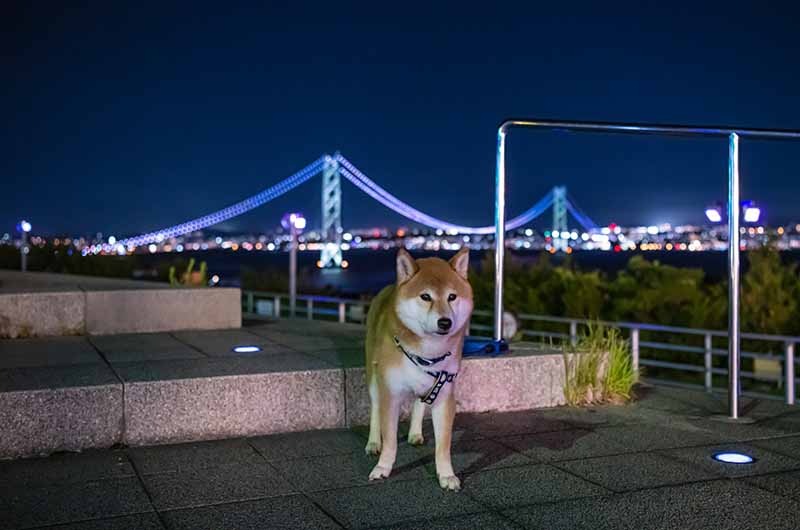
[407,399,426,446]
[365,376,382,455]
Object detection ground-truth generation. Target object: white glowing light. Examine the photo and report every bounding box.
[524,228,533,237]
[233,345,261,353]
[743,207,761,223]
[19,220,32,233]
[148,244,157,253]
[705,208,723,223]
[712,452,754,464]
[108,236,116,245]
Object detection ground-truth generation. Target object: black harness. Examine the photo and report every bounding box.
[393,336,457,405]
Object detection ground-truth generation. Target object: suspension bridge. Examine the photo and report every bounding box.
[117,153,598,266]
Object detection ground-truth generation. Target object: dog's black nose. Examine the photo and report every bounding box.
[437,318,452,331]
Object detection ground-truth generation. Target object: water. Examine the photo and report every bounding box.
[135,248,800,296]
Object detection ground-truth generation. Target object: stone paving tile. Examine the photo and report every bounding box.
[39,513,165,530]
[587,423,723,452]
[249,428,367,461]
[170,329,282,356]
[270,445,431,492]
[0,476,152,530]
[0,336,102,369]
[90,333,206,363]
[248,330,365,353]
[369,511,523,530]
[554,452,718,493]
[429,437,536,477]
[128,438,264,475]
[457,410,574,439]
[531,405,639,428]
[495,428,633,463]
[309,477,485,530]
[751,433,800,458]
[160,495,342,530]
[460,463,606,510]
[0,449,134,487]
[660,442,800,479]
[745,470,800,501]
[113,351,332,382]
[304,348,366,367]
[0,362,119,392]
[681,415,796,442]
[504,479,800,530]
[139,461,295,510]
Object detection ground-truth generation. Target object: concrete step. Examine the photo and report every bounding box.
[0,270,241,338]
[0,320,566,459]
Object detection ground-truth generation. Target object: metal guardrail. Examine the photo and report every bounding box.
[242,290,798,405]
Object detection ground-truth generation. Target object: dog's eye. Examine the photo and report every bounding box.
[448,293,457,302]
[420,293,432,302]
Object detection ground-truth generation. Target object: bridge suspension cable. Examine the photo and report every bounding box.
[119,157,327,247]
[116,153,596,247]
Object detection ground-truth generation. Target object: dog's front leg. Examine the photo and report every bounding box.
[407,399,426,445]
[369,386,400,480]
[431,392,460,491]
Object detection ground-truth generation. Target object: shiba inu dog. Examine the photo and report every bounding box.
[364,247,473,491]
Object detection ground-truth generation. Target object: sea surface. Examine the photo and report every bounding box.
[134,248,800,296]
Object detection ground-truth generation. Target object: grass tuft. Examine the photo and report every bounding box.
[563,322,637,406]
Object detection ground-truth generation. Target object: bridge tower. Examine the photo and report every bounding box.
[552,186,568,251]
[319,156,343,267]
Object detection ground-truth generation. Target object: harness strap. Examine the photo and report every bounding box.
[393,336,457,405]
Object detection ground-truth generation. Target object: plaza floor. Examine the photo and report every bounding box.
[2,384,799,529]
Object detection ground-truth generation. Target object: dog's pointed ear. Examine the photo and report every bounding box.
[396,248,418,284]
[449,247,469,280]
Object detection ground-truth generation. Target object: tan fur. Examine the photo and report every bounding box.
[364,247,473,491]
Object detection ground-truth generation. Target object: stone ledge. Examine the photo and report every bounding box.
[0,270,241,337]
[0,339,566,458]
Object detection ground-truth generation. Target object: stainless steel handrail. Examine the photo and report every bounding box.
[493,119,800,419]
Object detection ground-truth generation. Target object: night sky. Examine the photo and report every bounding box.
[3,2,799,237]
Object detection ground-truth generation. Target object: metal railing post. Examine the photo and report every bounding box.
[631,328,640,380]
[274,296,281,318]
[727,132,741,419]
[246,292,254,314]
[786,342,796,406]
[569,320,578,347]
[338,302,346,323]
[493,126,508,342]
[307,299,314,320]
[704,333,713,392]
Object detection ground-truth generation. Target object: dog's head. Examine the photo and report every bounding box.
[393,247,474,337]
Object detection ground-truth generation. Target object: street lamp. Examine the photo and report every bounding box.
[281,212,306,318]
[704,201,761,224]
[16,220,32,272]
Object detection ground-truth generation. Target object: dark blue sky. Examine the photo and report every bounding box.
[3,2,799,237]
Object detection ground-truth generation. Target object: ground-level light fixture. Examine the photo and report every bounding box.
[712,451,755,464]
[232,345,261,353]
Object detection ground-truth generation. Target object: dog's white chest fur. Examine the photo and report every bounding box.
[386,345,459,398]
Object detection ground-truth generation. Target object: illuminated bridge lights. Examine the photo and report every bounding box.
[117,153,598,246]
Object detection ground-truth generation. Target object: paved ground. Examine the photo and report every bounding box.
[2,383,799,529]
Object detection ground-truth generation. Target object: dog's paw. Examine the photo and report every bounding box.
[368,464,392,481]
[407,433,424,446]
[438,474,461,491]
[364,441,382,455]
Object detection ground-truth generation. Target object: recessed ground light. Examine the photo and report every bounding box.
[712,452,755,464]
[233,345,261,353]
